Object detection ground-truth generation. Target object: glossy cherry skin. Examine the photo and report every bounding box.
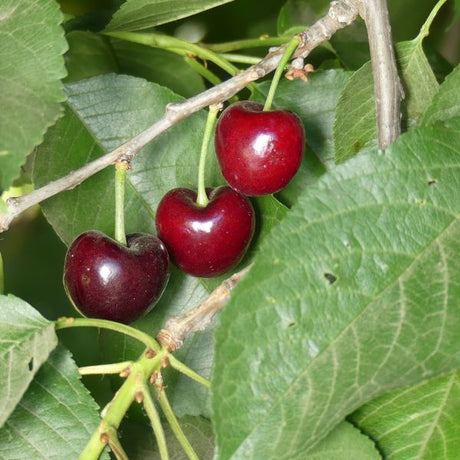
[155,186,255,277]
[215,100,305,196]
[63,231,170,324]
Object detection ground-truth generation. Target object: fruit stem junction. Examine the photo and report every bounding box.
[263,35,301,112]
[196,104,221,208]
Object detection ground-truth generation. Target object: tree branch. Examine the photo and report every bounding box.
[0,0,359,232]
[361,0,403,148]
[157,265,252,351]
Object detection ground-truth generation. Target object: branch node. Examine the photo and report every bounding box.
[330,0,359,25]
[119,367,131,378]
[156,329,181,352]
[156,264,252,352]
[145,348,157,359]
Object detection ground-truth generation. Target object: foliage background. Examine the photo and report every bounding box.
[0,0,459,458]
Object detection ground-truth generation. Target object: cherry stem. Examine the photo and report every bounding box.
[196,105,220,208]
[142,384,170,460]
[79,350,167,459]
[115,161,128,245]
[155,375,199,460]
[417,0,447,41]
[263,35,301,112]
[169,355,211,388]
[105,427,129,460]
[78,361,133,376]
[55,316,161,352]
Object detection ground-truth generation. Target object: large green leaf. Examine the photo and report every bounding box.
[106,0,233,32]
[0,0,67,190]
[0,345,109,459]
[351,370,460,458]
[0,295,57,427]
[422,64,460,127]
[212,122,460,459]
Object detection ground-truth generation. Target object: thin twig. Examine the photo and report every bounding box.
[154,374,199,460]
[78,361,133,376]
[142,384,170,460]
[0,0,359,232]
[361,0,403,148]
[157,265,252,351]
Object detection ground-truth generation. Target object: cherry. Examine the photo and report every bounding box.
[214,100,305,196]
[63,231,170,324]
[155,186,255,277]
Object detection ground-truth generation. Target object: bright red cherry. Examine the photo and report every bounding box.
[155,186,255,277]
[215,100,305,196]
[63,231,170,324]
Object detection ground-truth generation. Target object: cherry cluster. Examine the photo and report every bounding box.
[63,101,304,324]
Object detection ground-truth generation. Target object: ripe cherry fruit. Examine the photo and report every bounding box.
[215,100,305,196]
[63,231,170,324]
[155,186,255,277]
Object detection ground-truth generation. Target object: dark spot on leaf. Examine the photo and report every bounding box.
[353,140,362,153]
[428,179,437,186]
[28,358,34,371]
[287,321,297,328]
[324,272,337,285]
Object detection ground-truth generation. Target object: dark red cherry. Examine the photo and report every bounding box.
[155,186,255,277]
[63,231,170,324]
[215,100,305,196]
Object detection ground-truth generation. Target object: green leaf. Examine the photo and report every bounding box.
[0,345,109,459]
[64,31,118,83]
[396,41,439,128]
[33,73,219,245]
[422,64,460,127]
[307,421,381,459]
[0,295,57,427]
[0,0,67,191]
[334,62,377,164]
[334,40,440,163]
[106,0,234,32]
[122,416,214,459]
[212,122,460,459]
[111,39,206,98]
[351,370,460,459]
